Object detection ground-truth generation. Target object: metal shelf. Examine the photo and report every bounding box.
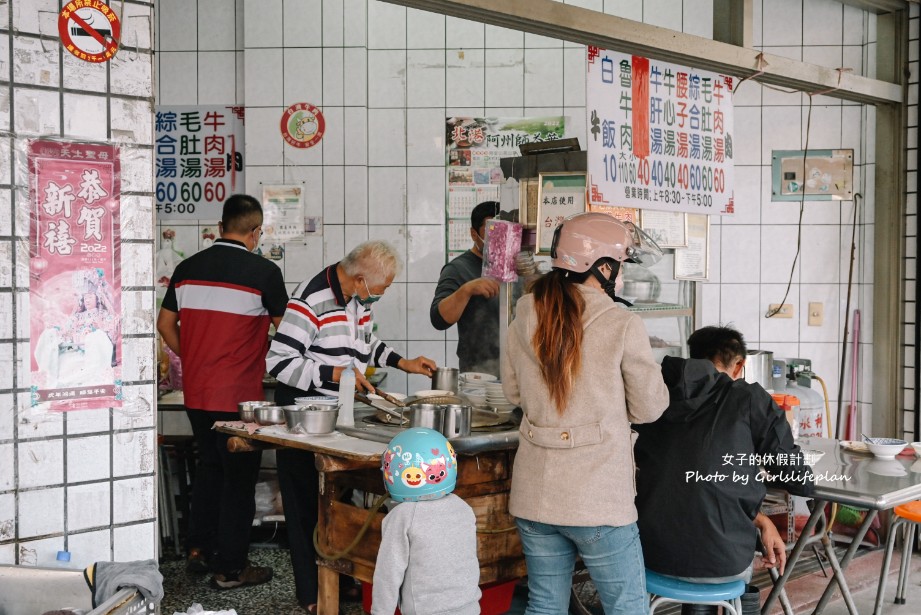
[628,302,693,318]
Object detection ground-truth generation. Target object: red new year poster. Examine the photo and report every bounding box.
[29,140,122,410]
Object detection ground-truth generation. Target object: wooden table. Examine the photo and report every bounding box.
[216,424,525,615]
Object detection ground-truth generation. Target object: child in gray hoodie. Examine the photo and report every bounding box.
[371,427,481,615]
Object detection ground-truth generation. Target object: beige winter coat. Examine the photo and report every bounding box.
[502,285,669,527]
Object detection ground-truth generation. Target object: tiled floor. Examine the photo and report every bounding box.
[160,545,921,615]
[160,548,308,615]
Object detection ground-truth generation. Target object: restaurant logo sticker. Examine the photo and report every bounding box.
[281,103,325,149]
[58,0,121,63]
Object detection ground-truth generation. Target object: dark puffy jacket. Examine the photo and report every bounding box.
[634,356,814,578]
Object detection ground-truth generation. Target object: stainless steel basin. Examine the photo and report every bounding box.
[340,408,519,454]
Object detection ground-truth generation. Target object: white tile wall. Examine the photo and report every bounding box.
[113,430,157,478]
[369,50,408,108]
[114,522,157,562]
[67,482,111,532]
[446,49,485,108]
[604,0,642,21]
[158,0,198,51]
[67,529,112,569]
[113,477,156,525]
[368,167,407,224]
[0,493,13,541]
[720,226,761,285]
[19,487,63,538]
[803,0,844,46]
[407,167,446,224]
[485,49,524,108]
[0,443,13,491]
[368,109,407,166]
[66,408,112,436]
[1,0,157,563]
[67,436,111,484]
[762,0,804,47]
[17,439,63,489]
[644,0,683,31]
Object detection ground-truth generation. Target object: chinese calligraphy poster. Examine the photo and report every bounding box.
[445,116,566,260]
[29,140,122,410]
[155,105,245,220]
[586,49,735,215]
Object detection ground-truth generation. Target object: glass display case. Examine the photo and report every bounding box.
[623,252,696,360]
[495,142,697,364]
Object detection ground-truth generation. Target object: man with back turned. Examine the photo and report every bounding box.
[157,194,288,590]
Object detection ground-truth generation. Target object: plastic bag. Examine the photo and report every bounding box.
[254,480,278,517]
[173,604,237,615]
[482,219,522,283]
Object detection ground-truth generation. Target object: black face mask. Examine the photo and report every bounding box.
[589,263,633,307]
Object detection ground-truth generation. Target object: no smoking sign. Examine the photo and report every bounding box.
[58,0,121,63]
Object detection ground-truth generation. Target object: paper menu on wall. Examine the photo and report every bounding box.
[448,219,472,251]
[449,187,477,220]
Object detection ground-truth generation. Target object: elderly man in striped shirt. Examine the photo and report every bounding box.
[266,240,435,613]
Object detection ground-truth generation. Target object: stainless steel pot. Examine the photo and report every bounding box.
[409,404,444,430]
[431,367,459,393]
[254,405,286,425]
[744,350,774,391]
[238,400,271,423]
[283,405,338,434]
[441,404,472,438]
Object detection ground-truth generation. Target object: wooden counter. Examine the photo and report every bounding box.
[216,424,524,615]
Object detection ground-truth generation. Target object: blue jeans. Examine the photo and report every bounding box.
[516,518,647,615]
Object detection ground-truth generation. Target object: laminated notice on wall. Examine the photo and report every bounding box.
[259,184,307,262]
[29,139,122,411]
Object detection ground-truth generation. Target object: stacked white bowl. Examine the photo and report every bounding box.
[459,372,496,408]
[483,381,515,412]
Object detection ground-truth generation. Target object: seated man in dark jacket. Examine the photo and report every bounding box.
[635,325,815,615]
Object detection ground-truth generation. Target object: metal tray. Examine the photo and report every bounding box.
[339,408,520,453]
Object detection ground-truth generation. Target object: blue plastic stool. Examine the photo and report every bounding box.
[646,569,745,615]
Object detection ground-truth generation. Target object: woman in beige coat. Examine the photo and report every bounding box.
[501,212,670,614]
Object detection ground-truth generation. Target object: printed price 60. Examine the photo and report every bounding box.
[156,181,227,204]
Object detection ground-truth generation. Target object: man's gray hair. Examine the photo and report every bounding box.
[341,240,402,285]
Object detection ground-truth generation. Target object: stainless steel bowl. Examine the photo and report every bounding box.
[284,405,339,434]
[238,400,271,423]
[254,405,285,426]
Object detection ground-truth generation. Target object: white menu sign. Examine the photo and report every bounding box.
[586,48,735,216]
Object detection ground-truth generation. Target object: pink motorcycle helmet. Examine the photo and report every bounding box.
[550,212,663,273]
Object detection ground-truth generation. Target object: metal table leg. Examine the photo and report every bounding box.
[762,501,826,614]
[811,510,878,614]
[767,566,796,615]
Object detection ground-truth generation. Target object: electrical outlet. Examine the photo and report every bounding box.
[768,303,794,318]
[808,302,824,326]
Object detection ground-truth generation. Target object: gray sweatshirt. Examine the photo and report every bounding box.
[371,494,481,615]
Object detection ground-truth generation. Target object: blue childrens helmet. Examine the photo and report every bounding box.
[381,428,458,502]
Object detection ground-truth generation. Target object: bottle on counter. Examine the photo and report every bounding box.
[337,361,356,427]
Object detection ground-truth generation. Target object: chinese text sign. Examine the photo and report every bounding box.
[29,140,122,410]
[587,48,735,215]
[155,105,246,220]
